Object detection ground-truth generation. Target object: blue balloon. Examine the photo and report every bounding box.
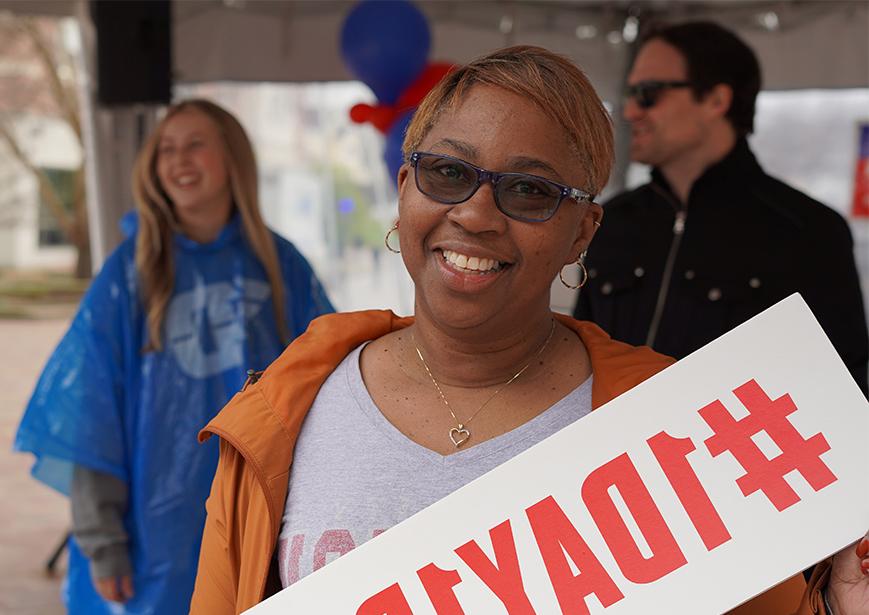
[384,111,413,184]
[341,0,431,104]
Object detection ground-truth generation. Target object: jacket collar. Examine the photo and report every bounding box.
[650,138,764,206]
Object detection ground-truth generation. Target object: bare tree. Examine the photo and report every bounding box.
[0,14,90,278]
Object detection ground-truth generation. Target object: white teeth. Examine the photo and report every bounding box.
[176,175,197,186]
[441,250,503,272]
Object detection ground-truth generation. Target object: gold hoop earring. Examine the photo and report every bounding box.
[559,251,588,289]
[384,222,400,254]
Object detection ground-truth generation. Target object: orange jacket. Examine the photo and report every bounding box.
[190,310,810,614]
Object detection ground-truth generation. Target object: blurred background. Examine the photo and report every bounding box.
[0,1,866,613]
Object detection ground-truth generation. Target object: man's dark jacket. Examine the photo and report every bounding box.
[574,138,869,396]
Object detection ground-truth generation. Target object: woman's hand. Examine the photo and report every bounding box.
[94,574,134,603]
[826,532,869,614]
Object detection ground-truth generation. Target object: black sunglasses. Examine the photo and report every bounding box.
[409,151,594,223]
[625,80,692,109]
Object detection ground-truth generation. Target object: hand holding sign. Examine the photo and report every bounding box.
[827,532,869,613]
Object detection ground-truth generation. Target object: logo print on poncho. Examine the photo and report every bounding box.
[166,278,271,378]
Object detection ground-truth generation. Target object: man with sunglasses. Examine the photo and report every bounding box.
[574,20,868,398]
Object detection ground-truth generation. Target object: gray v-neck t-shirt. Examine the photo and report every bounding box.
[278,343,593,587]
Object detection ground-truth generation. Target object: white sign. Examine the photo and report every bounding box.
[247,294,869,614]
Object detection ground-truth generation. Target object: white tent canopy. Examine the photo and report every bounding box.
[6,1,866,91]
[172,0,868,95]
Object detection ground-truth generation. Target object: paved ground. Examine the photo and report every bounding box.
[0,318,70,615]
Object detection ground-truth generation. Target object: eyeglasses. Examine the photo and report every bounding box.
[409,151,594,223]
[625,80,692,109]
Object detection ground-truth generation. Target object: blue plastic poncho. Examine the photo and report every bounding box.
[14,215,333,614]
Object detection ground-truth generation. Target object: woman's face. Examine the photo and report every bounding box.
[156,107,233,239]
[398,84,602,331]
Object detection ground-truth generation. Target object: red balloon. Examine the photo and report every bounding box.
[349,103,399,134]
[369,107,399,133]
[349,103,372,123]
[396,62,455,110]
[348,62,456,135]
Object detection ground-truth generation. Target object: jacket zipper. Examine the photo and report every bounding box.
[645,187,687,348]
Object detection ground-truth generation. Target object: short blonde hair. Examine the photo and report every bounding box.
[132,99,288,351]
[404,45,614,195]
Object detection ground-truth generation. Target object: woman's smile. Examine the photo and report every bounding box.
[440,249,505,274]
[434,247,512,293]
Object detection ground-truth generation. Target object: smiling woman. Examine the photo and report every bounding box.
[13,99,334,615]
[154,107,233,244]
[395,83,601,339]
[186,48,830,615]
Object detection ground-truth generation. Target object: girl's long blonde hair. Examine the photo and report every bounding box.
[131,99,288,351]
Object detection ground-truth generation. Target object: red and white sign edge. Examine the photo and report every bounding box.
[246,294,869,614]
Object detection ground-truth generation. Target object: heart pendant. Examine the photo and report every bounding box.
[449,426,470,447]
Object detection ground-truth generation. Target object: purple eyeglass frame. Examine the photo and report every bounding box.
[409,151,594,223]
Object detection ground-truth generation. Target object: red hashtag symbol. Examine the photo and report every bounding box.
[699,379,837,512]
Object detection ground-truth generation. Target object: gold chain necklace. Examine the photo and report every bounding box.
[412,319,556,448]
